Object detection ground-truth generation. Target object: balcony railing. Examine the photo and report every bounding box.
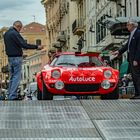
[56,31,66,42]
[52,42,61,48]
[72,18,85,35]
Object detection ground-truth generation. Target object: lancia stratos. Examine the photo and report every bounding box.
[36,52,119,100]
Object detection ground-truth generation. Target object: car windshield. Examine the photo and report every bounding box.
[50,54,103,67]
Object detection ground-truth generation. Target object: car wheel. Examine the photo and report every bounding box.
[42,80,53,100]
[37,85,42,100]
[101,86,119,100]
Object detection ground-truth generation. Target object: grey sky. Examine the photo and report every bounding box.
[0,0,46,28]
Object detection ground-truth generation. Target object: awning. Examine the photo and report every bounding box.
[103,17,140,35]
[119,60,129,78]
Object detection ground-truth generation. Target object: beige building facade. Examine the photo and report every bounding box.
[41,0,140,70]
[41,0,78,53]
[71,0,87,52]
[21,22,47,56]
[0,27,8,89]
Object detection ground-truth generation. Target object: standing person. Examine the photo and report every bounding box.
[3,20,44,100]
[103,60,110,67]
[112,18,140,99]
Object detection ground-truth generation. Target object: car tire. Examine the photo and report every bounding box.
[42,80,53,100]
[101,86,119,100]
[37,85,42,100]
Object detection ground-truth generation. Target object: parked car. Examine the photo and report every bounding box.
[29,82,37,94]
[24,82,37,99]
[36,52,119,100]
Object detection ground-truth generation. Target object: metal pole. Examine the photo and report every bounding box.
[0,73,2,96]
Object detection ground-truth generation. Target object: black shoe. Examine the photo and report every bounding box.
[130,95,140,99]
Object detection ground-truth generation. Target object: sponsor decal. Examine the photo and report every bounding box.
[69,76,95,82]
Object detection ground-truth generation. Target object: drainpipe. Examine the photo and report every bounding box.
[124,0,127,17]
[59,0,61,31]
[137,0,139,16]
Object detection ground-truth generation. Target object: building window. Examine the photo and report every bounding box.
[36,39,41,45]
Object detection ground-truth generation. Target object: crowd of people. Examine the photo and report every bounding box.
[112,18,140,99]
[119,73,135,97]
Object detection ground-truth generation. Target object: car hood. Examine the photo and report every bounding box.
[58,67,108,83]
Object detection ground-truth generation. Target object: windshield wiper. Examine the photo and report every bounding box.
[57,62,76,66]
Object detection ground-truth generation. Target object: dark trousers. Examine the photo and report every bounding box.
[130,61,140,95]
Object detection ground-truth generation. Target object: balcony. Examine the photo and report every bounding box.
[72,18,85,36]
[56,31,66,42]
[60,1,68,18]
[52,42,61,48]
[56,35,66,42]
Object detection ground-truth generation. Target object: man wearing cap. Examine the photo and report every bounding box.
[112,18,140,99]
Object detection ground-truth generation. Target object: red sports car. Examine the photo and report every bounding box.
[36,52,119,100]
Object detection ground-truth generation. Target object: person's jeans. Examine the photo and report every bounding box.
[8,57,23,100]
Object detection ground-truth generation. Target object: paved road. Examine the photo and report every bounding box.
[0,99,140,139]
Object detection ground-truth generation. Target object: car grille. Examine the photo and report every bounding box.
[65,84,100,92]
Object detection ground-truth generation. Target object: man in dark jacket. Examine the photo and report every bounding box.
[112,18,140,99]
[4,20,43,100]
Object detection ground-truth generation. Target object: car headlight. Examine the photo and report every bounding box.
[55,81,64,90]
[52,70,61,79]
[101,80,110,89]
[104,70,112,78]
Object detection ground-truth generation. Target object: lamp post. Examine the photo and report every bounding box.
[5,74,9,89]
[26,61,30,85]
[26,61,31,96]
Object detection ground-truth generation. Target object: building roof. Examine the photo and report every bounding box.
[20,22,46,33]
